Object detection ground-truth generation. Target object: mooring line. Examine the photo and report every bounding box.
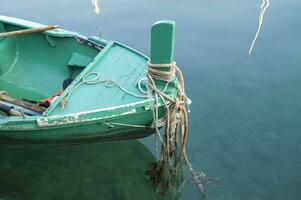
[91,0,100,14]
[249,0,270,56]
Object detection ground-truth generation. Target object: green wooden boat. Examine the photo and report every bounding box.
[0,16,178,145]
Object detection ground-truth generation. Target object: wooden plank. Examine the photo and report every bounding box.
[0,94,46,113]
[0,25,59,38]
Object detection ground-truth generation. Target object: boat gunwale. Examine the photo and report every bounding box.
[0,99,165,130]
[0,15,77,38]
[0,46,164,129]
[0,15,150,60]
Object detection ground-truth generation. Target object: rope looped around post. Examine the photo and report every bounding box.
[146,60,209,199]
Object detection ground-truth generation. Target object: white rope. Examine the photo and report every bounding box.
[82,72,148,98]
[91,0,100,14]
[249,0,270,55]
[60,72,148,109]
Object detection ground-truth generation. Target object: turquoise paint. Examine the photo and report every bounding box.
[0,16,174,145]
[151,20,175,64]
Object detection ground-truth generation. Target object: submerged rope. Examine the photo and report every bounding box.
[146,61,209,199]
[57,60,208,197]
[249,0,270,55]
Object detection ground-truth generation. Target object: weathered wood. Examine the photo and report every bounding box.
[8,108,23,117]
[0,94,46,113]
[0,25,59,38]
[0,101,23,116]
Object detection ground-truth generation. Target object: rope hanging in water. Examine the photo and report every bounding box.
[249,0,270,55]
[146,61,211,199]
[56,58,212,198]
[91,0,100,14]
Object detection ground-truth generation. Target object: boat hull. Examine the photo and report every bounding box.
[0,127,154,145]
[0,16,173,145]
[0,107,165,145]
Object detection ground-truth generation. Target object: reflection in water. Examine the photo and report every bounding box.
[1,0,301,199]
[249,0,270,55]
[91,0,100,15]
[0,141,178,200]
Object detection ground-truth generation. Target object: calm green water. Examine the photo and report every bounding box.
[1,0,301,199]
[0,141,166,200]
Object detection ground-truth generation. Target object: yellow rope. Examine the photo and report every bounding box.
[147,61,176,82]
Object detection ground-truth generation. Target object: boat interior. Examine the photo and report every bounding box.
[0,21,101,117]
